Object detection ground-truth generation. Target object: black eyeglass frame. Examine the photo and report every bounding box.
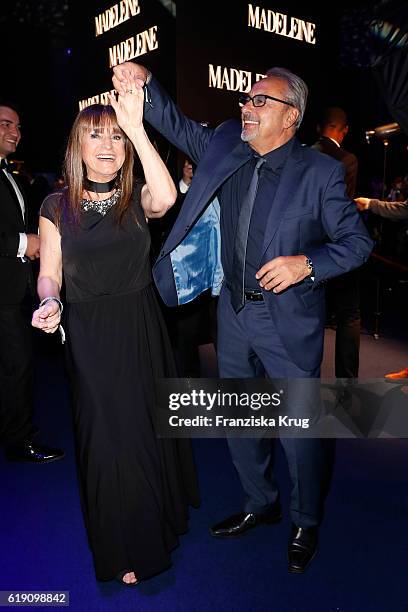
[238,93,295,108]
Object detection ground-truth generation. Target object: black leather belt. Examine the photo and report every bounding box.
[244,289,264,301]
[225,283,264,301]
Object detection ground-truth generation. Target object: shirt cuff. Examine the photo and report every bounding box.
[17,233,27,257]
[179,179,190,194]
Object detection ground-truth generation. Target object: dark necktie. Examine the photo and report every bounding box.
[230,156,266,313]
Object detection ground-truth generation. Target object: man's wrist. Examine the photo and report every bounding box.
[302,255,314,279]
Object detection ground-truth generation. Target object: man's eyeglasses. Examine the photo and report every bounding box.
[238,93,294,108]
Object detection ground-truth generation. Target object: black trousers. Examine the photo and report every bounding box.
[326,269,361,378]
[167,291,218,378]
[0,299,35,445]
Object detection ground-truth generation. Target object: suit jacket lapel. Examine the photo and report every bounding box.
[260,139,305,258]
[163,141,251,255]
[0,170,26,226]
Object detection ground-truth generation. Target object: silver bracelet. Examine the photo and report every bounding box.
[39,296,63,314]
[38,297,65,344]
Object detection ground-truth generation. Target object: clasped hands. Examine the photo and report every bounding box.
[109,65,147,132]
[112,62,148,94]
[256,255,310,293]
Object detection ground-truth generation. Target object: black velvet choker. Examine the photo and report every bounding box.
[84,176,117,193]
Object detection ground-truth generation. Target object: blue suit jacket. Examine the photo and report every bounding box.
[145,77,373,370]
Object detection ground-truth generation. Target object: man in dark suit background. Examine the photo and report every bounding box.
[313,108,361,379]
[313,107,358,197]
[0,100,64,463]
[113,63,373,572]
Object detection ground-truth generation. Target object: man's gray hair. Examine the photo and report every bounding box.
[266,67,308,130]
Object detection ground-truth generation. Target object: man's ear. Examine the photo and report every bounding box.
[285,107,299,129]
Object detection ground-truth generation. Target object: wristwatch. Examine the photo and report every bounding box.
[304,257,314,277]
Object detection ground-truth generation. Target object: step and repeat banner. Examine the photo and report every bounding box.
[176,0,322,136]
[72,0,176,110]
[73,0,324,141]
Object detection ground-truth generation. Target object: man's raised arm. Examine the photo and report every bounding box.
[112,62,213,165]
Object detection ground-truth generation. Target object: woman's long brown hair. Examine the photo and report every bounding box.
[59,104,135,225]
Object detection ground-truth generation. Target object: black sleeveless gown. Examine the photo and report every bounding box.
[41,185,199,581]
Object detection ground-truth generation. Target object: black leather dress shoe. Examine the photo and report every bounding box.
[5,442,65,463]
[210,501,282,538]
[288,523,318,573]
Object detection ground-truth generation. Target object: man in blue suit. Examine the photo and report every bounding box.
[113,63,373,572]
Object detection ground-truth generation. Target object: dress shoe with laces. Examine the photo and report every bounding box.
[5,441,65,463]
[210,500,282,538]
[288,523,318,573]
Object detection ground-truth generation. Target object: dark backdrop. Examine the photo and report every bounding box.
[0,0,406,191]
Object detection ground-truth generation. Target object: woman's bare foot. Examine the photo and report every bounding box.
[116,570,139,586]
[122,572,138,585]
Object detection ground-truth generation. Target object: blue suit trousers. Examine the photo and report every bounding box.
[217,286,328,528]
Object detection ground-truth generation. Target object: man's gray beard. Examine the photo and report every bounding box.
[241,127,259,142]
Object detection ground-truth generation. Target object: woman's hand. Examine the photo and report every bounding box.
[108,77,145,135]
[32,301,61,334]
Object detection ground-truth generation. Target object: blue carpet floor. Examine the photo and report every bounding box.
[1,330,407,612]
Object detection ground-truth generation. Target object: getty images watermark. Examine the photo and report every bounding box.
[167,389,310,430]
[153,378,408,438]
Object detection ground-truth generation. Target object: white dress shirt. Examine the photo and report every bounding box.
[179,178,190,194]
[1,158,27,257]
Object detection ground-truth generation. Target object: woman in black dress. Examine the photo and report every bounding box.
[32,78,199,585]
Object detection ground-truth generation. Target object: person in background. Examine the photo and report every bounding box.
[313,107,361,380]
[368,12,408,380]
[163,157,216,377]
[355,194,408,381]
[385,176,405,202]
[179,158,193,193]
[19,164,52,231]
[355,196,408,220]
[0,99,64,463]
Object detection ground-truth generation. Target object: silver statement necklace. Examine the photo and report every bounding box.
[81,188,122,216]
